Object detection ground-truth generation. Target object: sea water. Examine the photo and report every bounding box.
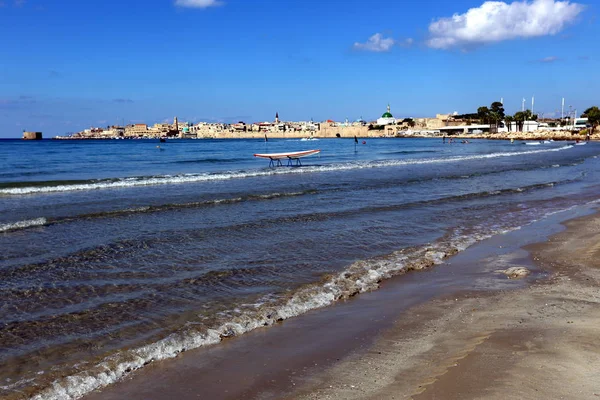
[1,137,599,399]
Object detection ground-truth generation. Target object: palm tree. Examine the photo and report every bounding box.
[513,112,525,132]
[523,109,538,121]
[504,115,514,132]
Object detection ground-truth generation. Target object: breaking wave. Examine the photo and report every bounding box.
[1,145,574,195]
[0,218,47,233]
[26,197,582,400]
[28,228,491,400]
[0,176,573,236]
[0,190,318,235]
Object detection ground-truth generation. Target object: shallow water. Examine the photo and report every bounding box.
[1,137,599,399]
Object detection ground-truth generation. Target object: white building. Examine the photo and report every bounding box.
[572,117,588,131]
[377,104,396,126]
[509,121,540,132]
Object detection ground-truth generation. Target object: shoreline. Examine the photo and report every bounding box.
[44,134,596,141]
[50,129,596,141]
[82,205,600,400]
[293,209,600,399]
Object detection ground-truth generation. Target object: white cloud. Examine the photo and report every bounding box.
[175,0,222,8]
[353,33,396,52]
[427,0,584,50]
[539,56,558,62]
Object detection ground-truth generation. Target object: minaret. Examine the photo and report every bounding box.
[387,104,391,114]
[275,112,280,124]
[174,116,181,138]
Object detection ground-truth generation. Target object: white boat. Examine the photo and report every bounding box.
[524,142,541,145]
[300,137,319,141]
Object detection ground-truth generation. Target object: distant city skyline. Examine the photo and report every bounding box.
[1,0,598,137]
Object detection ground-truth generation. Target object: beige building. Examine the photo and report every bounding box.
[125,124,155,137]
[23,131,42,140]
[100,127,125,137]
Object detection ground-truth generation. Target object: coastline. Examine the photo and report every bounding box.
[293,210,600,400]
[47,130,596,141]
[82,206,600,400]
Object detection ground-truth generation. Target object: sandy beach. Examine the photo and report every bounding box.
[293,211,600,400]
[82,205,600,400]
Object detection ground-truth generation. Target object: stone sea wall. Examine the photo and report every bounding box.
[196,125,389,139]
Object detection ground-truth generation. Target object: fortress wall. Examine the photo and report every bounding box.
[23,131,43,140]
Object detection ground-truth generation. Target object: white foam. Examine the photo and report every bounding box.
[27,228,501,400]
[27,201,585,400]
[0,217,47,232]
[5,145,573,195]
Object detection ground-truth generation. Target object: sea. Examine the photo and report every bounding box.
[1,137,599,399]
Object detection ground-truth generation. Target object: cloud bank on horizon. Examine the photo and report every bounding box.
[175,0,222,8]
[427,0,584,50]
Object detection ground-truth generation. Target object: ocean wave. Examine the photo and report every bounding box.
[0,218,47,233]
[172,157,247,164]
[0,190,318,237]
[382,150,440,155]
[64,190,315,220]
[350,180,574,217]
[0,177,569,239]
[22,196,589,400]
[1,145,574,195]
[28,226,497,400]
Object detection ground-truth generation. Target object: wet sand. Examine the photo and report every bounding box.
[86,207,600,400]
[294,210,600,400]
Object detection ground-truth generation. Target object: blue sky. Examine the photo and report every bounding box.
[0,0,598,137]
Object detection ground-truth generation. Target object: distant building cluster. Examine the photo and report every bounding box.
[54,105,586,140]
[63,114,326,139]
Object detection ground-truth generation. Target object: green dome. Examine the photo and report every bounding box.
[381,112,393,118]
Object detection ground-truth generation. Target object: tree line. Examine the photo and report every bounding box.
[457,103,599,134]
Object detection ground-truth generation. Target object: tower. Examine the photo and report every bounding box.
[275,112,279,124]
[174,116,179,131]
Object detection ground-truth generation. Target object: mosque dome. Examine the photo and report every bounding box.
[376,104,396,126]
[381,104,393,118]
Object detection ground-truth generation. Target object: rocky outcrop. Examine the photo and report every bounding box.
[452,130,595,141]
[497,267,531,279]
